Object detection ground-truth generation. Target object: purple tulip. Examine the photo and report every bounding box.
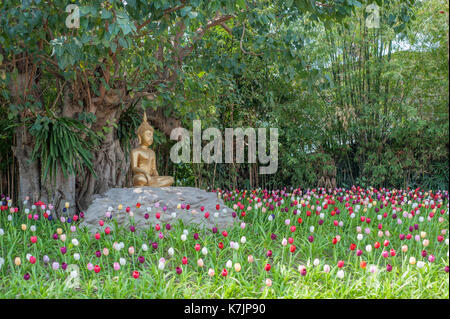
[308,235,314,243]
[130,226,136,232]
[166,223,171,230]
[386,264,392,272]
[60,247,67,254]
[176,267,182,275]
[138,256,145,263]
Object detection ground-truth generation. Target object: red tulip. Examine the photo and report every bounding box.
[374,241,381,249]
[222,231,228,237]
[218,242,224,249]
[350,243,356,251]
[30,236,37,244]
[182,256,188,265]
[94,265,101,273]
[95,233,101,240]
[105,227,111,235]
[337,260,344,268]
[221,268,228,277]
[265,263,271,271]
[132,270,140,279]
[289,245,296,253]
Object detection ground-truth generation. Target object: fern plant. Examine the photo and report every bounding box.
[29,115,99,182]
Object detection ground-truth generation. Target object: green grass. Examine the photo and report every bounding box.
[0,189,448,299]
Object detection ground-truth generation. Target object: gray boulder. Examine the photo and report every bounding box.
[80,187,237,233]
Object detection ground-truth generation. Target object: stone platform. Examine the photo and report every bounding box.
[80,187,236,232]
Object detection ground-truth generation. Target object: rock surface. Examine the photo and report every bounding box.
[80,187,236,233]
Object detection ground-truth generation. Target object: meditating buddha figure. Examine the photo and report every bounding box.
[131,112,174,187]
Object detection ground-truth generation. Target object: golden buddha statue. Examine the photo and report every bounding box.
[131,112,174,187]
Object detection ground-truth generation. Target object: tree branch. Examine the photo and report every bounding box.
[136,1,187,33]
[240,23,263,56]
[179,14,234,59]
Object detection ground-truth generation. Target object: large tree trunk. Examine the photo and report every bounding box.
[12,126,42,204]
[75,97,128,211]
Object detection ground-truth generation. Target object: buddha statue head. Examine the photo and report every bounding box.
[137,112,154,147]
